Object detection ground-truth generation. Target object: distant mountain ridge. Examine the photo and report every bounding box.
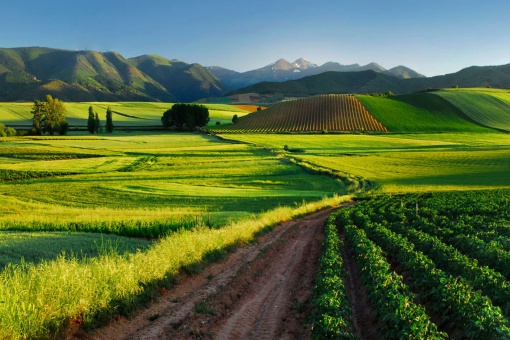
[227,64,510,101]
[0,47,509,103]
[0,47,227,102]
[207,58,425,89]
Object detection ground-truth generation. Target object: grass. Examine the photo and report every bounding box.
[0,232,151,269]
[434,89,510,132]
[220,132,510,193]
[356,93,495,133]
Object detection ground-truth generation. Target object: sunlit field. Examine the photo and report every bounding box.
[221,132,510,193]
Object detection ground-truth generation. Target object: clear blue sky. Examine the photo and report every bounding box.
[2,0,509,76]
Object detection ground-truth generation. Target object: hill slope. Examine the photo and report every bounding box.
[434,89,510,132]
[356,93,496,133]
[130,55,227,102]
[212,94,388,133]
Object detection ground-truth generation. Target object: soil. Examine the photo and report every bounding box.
[82,205,351,340]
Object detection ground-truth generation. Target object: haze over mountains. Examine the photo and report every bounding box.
[0,47,508,102]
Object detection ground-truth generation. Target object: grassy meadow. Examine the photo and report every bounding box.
[222,132,510,193]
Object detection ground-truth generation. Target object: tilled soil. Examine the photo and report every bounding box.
[87,206,347,340]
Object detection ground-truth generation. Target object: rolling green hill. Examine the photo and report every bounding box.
[214,89,506,134]
[356,93,495,133]
[434,89,510,132]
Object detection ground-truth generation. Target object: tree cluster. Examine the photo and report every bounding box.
[87,106,102,134]
[31,95,68,135]
[161,103,209,131]
[0,123,16,137]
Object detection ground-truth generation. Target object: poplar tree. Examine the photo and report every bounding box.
[94,112,101,133]
[106,107,114,133]
[87,106,95,134]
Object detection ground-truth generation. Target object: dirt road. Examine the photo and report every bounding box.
[88,206,343,340]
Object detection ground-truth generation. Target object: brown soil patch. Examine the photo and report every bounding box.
[84,206,347,340]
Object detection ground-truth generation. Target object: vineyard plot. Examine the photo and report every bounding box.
[212,94,389,133]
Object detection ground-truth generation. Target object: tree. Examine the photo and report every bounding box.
[88,106,95,134]
[106,107,114,133]
[94,112,101,133]
[30,95,68,135]
[31,100,46,135]
[161,103,209,132]
[232,114,239,124]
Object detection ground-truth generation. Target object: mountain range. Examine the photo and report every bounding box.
[0,47,226,102]
[227,64,510,100]
[0,47,508,103]
[0,47,426,102]
[207,58,425,89]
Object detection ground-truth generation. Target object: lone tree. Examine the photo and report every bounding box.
[232,114,239,124]
[106,107,114,133]
[30,95,68,135]
[161,103,209,131]
[87,106,95,134]
[94,112,101,133]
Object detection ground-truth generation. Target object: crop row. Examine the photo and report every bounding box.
[213,95,389,133]
[311,215,354,339]
[343,224,446,339]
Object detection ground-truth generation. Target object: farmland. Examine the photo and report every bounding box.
[313,191,510,338]
[1,88,510,338]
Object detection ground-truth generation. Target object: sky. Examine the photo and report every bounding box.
[2,0,510,77]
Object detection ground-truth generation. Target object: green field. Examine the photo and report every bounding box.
[356,93,495,132]
[221,132,510,193]
[0,102,250,128]
[0,133,346,227]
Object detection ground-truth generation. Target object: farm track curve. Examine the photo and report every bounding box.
[83,204,352,340]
